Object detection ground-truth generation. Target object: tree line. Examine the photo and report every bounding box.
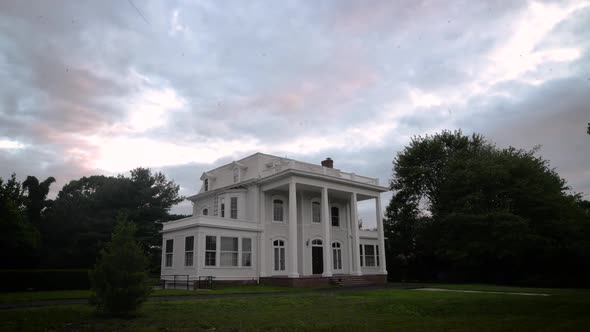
[384,130,590,287]
[0,168,185,272]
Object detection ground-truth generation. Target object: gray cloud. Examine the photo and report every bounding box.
[1,0,589,221]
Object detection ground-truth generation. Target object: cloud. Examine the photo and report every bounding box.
[1,0,589,222]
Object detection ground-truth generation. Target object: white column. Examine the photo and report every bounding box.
[376,195,387,275]
[288,178,299,278]
[350,192,362,276]
[321,187,332,277]
[259,189,267,277]
[346,203,353,274]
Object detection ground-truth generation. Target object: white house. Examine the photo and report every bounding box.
[160,153,389,287]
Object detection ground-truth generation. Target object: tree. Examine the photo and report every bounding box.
[42,168,183,271]
[89,213,151,316]
[385,130,590,286]
[22,176,55,225]
[0,174,40,267]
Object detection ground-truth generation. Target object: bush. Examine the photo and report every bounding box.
[89,214,151,316]
[0,269,90,291]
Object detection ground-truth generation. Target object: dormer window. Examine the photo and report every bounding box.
[204,178,209,191]
[233,168,239,183]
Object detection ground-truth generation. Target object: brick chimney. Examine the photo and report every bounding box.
[321,157,333,168]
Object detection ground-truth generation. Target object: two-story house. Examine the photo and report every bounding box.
[161,153,388,287]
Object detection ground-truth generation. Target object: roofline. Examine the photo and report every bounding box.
[258,168,389,193]
[188,168,388,202]
[186,178,258,201]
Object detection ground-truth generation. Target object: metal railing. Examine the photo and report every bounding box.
[197,276,215,289]
[161,274,190,290]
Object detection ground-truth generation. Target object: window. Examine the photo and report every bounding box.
[184,236,194,267]
[213,195,219,216]
[311,239,322,246]
[364,244,376,267]
[165,239,173,267]
[204,178,209,191]
[332,242,342,270]
[233,168,239,183]
[331,206,340,227]
[242,238,252,267]
[202,208,208,216]
[376,245,380,267]
[230,197,238,219]
[220,198,225,218]
[359,244,363,267]
[205,236,216,266]
[312,201,321,223]
[273,199,284,222]
[220,237,239,267]
[273,239,286,271]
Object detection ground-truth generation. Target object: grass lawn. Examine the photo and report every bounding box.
[1,286,589,331]
[0,285,333,303]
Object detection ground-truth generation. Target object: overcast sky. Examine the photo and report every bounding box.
[1,0,589,227]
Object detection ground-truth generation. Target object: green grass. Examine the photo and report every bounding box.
[1,287,589,331]
[0,285,333,303]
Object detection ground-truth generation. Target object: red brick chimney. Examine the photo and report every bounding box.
[321,157,333,168]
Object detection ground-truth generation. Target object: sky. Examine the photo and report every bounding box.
[1,0,589,228]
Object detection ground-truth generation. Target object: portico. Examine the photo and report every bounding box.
[258,173,387,281]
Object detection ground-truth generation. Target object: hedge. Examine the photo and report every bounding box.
[0,269,91,291]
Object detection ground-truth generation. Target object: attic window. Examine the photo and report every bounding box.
[204,178,209,191]
[233,168,239,183]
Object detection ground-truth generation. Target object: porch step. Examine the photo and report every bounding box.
[329,276,373,287]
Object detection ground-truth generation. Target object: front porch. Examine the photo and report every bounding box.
[259,274,387,287]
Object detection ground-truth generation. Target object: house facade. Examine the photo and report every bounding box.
[160,153,388,287]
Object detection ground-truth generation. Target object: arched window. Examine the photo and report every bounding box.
[273,199,284,222]
[311,239,323,246]
[332,242,342,270]
[273,239,286,271]
[331,206,340,227]
[202,208,209,216]
[311,201,321,223]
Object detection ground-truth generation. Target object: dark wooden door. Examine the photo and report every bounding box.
[312,246,324,275]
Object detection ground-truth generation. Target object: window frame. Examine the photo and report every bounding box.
[273,199,285,222]
[202,208,209,216]
[165,239,174,267]
[230,197,238,219]
[204,178,209,191]
[184,236,194,267]
[220,197,225,218]
[273,239,286,272]
[331,206,340,227]
[220,236,239,267]
[332,242,342,270]
[311,200,321,224]
[205,235,217,267]
[242,238,252,267]
[233,167,239,183]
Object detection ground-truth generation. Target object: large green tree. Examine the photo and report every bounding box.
[0,174,56,267]
[385,130,590,286]
[42,168,183,271]
[0,174,39,267]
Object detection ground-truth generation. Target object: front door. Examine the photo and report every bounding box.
[312,246,324,275]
